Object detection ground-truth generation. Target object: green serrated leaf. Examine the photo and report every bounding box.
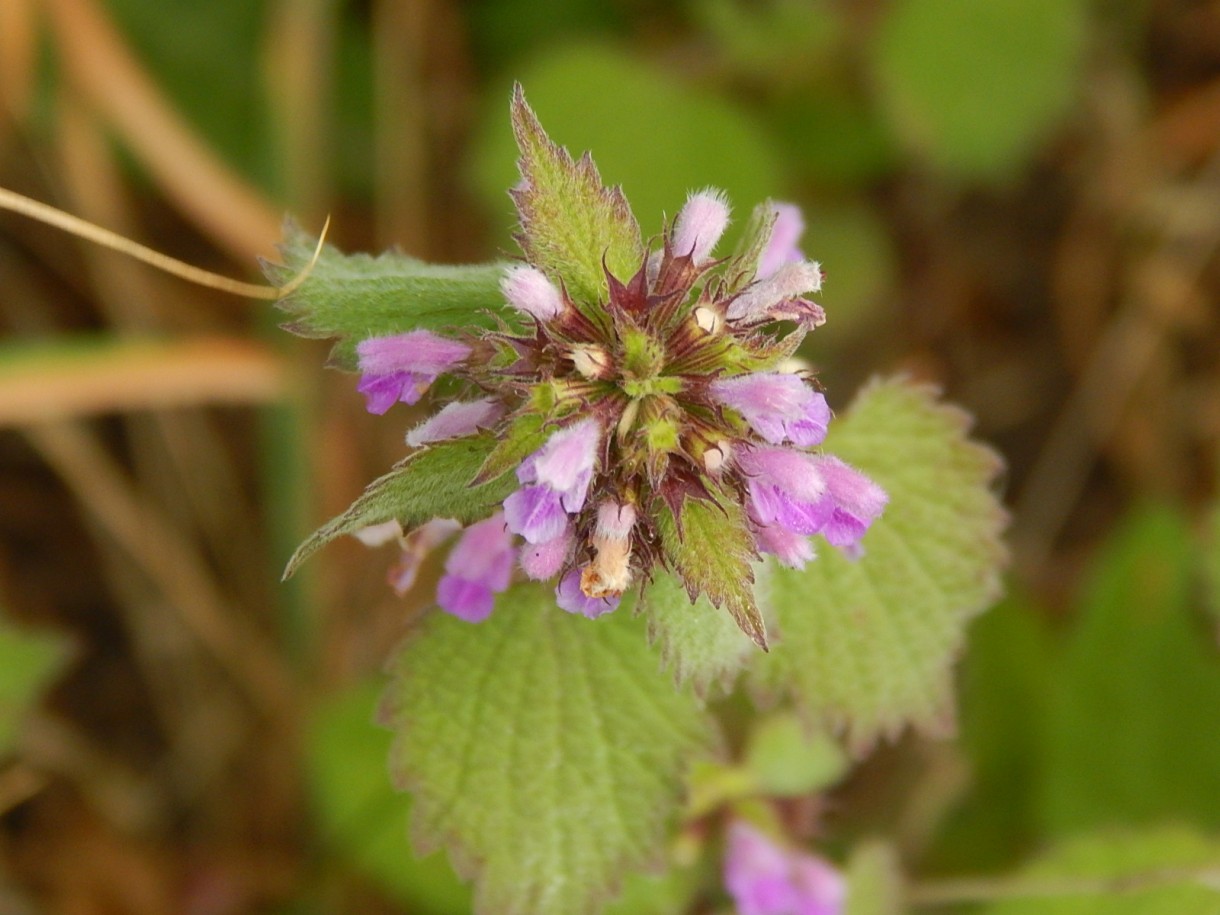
[307,681,470,912]
[285,435,512,577]
[0,621,70,755]
[657,487,766,649]
[640,571,757,695]
[269,224,518,370]
[509,84,644,315]
[382,583,718,915]
[751,377,1006,752]
[978,827,1220,915]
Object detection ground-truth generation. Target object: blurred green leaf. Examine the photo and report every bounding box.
[307,681,470,912]
[0,624,68,761]
[979,827,1220,915]
[383,582,718,915]
[771,91,898,186]
[751,378,1007,752]
[931,592,1056,871]
[744,712,848,797]
[870,0,1087,178]
[845,841,906,915]
[107,0,275,190]
[467,0,626,76]
[0,621,68,755]
[471,44,788,247]
[1037,505,1220,838]
[693,0,842,84]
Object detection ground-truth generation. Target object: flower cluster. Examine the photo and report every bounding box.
[354,189,885,633]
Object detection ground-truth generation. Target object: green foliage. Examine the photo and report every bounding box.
[657,487,766,649]
[307,682,470,912]
[1037,505,1220,838]
[382,582,718,915]
[980,828,1220,915]
[844,841,906,915]
[935,505,1220,874]
[751,378,1006,751]
[871,0,1088,178]
[933,593,1056,870]
[693,0,842,84]
[285,435,513,578]
[640,571,757,695]
[472,44,787,246]
[509,85,644,315]
[0,621,68,755]
[270,225,515,370]
[743,712,848,798]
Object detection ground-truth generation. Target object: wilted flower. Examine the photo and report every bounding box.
[351,96,885,642]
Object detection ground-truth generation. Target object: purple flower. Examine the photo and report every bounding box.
[501,264,566,321]
[356,330,471,414]
[754,523,816,569]
[503,419,599,543]
[555,568,619,619]
[385,518,461,595]
[724,822,846,915]
[757,203,806,280]
[737,446,885,556]
[673,189,731,264]
[709,373,830,447]
[406,398,505,447]
[435,513,514,622]
[519,526,573,580]
[726,262,825,329]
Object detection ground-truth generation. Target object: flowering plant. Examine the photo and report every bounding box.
[271,87,1006,914]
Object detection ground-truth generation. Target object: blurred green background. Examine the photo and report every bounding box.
[1,0,1219,912]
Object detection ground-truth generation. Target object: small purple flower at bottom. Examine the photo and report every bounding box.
[555,569,619,619]
[724,822,845,915]
[355,330,472,414]
[435,513,514,622]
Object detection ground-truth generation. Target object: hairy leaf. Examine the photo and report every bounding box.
[509,84,644,316]
[285,435,513,577]
[640,570,758,695]
[751,378,1006,752]
[269,224,517,369]
[657,487,766,649]
[382,583,717,914]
